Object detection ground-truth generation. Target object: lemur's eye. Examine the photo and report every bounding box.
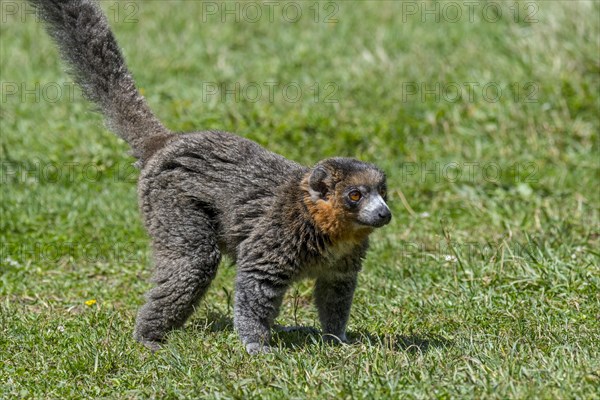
[379,187,387,198]
[348,190,362,202]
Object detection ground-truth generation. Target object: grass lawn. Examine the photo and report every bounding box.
[1,0,599,398]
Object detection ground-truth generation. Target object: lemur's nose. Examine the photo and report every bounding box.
[378,208,392,225]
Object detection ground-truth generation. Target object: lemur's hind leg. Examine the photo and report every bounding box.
[134,199,221,350]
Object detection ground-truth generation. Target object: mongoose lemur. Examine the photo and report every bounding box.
[30,0,391,354]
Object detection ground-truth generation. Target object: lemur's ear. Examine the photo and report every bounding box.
[308,166,330,200]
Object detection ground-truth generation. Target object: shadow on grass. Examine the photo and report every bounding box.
[273,328,452,353]
[190,312,452,354]
[348,330,453,353]
[189,311,234,333]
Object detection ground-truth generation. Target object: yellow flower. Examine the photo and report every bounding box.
[85,299,97,306]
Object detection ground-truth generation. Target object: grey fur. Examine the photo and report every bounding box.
[30,0,391,354]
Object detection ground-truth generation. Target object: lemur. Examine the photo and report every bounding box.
[30,0,392,354]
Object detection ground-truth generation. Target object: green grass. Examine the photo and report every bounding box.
[1,0,599,398]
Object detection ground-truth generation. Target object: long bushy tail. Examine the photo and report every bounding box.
[29,0,172,160]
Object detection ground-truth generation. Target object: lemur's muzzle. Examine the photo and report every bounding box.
[358,195,392,228]
[373,205,392,227]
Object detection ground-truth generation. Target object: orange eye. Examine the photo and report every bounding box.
[380,188,387,198]
[348,190,362,202]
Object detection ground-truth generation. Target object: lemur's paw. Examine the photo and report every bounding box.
[322,333,349,345]
[136,338,162,352]
[245,342,272,355]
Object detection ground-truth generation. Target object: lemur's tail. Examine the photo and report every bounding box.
[29,0,172,161]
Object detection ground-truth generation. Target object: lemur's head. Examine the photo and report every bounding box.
[304,157,391,240]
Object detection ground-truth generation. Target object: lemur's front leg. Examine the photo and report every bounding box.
[314,272,359,344]
[234,261,292,354]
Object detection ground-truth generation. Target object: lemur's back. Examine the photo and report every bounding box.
[138,130,306,256]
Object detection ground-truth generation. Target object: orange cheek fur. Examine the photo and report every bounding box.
[304,196,372,244]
